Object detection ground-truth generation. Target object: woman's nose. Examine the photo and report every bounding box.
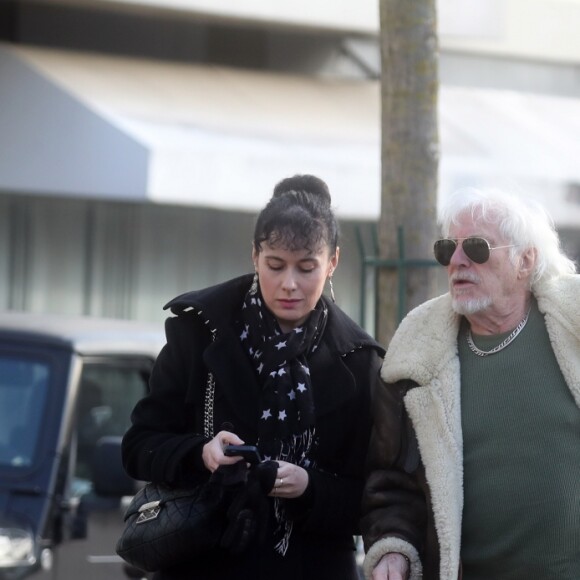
[281,270,297,290]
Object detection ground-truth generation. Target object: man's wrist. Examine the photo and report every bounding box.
[400,552,410,566]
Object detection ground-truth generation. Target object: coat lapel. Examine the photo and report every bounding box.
[310,340,357,418]
[535,275,580,407]
[382,293,463,580]
[405,375,462,580]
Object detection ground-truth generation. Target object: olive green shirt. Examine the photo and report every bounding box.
[459,300,580,579]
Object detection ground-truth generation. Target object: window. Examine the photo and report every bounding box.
[73,361,149,495]
[0,356,49,467]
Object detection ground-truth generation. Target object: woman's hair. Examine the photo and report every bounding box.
[253,174,339,255]
[438,187,577,287]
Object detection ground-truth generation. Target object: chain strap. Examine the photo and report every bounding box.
[203,371,215,438]
[202,330,217,438]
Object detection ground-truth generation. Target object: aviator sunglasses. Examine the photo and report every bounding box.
[433,237,515,266]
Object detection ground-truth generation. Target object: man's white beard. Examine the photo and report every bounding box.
[451,295,492,315]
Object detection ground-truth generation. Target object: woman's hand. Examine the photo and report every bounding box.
[371,553,410,580]
[201,430,244,472]
[269,460,309,498]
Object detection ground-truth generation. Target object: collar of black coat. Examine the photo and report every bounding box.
[163,273,385,359]
[163,275,384,434]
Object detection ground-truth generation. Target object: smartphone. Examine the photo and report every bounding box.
[223,444,262,465]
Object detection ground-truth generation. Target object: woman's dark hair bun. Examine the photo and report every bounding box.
[273,174,331,207]
[254,173,339,253]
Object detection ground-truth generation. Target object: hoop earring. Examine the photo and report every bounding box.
[250,272,259,295]
[328,276,336,303]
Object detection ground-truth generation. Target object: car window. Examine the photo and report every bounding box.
[0,356,50,468]
[73,361,149,496]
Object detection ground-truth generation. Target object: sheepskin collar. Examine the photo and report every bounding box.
[382,275,580,404]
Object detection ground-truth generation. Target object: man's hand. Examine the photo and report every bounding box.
[371,553,410,580]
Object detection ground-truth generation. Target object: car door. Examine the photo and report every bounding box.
[54,356,152,580]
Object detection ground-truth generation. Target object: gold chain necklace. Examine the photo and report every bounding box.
[466,308,531,357]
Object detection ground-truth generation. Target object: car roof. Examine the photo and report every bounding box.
[0,311,166,358]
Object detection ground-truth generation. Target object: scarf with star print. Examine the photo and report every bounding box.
[237,282,327,555]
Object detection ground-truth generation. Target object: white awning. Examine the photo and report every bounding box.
[93,0,379,34]
[0,43,380,219]
[1,43,580,224]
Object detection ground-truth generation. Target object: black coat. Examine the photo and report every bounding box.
[122,274,385,580]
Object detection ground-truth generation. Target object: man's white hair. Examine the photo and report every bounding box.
[438,187,577,288]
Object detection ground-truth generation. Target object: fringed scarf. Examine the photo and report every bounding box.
[237,284,327,555]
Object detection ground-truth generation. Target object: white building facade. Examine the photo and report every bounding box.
[1,0,579,327]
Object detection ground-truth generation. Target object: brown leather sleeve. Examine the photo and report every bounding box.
[360,379,428,554]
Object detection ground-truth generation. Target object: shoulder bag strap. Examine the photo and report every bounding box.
[203,331,216,438]
[203,372,215,438]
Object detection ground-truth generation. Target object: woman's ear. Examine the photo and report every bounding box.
[330,247,340,273]
[251,245,259,270]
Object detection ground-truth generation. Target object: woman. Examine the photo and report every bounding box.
[122,174,385,580]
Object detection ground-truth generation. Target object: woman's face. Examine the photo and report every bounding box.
[253,241,339,333]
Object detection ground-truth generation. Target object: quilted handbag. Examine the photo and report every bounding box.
[115,479,227,571]
[116,371,224,572]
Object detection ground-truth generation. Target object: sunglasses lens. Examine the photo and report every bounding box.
[462,237,490,264]
[433,239,456,266]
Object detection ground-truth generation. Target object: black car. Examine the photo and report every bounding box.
[0,311,164,580]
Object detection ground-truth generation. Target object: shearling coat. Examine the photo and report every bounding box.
[122,274,385,580]
[361,275,580,580]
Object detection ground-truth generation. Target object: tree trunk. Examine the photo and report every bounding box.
[376,0,439,347]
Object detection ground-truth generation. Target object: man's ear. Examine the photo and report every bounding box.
[518,246,537,279]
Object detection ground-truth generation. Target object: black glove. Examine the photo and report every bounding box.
[219,460,278,554]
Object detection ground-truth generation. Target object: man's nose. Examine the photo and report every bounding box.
[449,241,469,266]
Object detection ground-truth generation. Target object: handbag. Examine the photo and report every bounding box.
[115,479,227,571]
[116,371,225,572]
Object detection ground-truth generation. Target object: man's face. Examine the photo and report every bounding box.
[446,213,522,316]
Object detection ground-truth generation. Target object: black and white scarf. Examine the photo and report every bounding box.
[237,283,327,555]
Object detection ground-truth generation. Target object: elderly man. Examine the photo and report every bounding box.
[361,188,579,580]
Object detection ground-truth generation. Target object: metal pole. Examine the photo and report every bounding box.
[356,225,439,327]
